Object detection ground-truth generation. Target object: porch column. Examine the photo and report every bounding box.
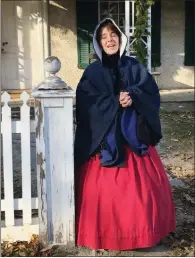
[31,56,75,247]
[147,5,152,72]
[125,1,130,56]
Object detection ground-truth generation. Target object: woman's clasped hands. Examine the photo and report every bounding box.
[119,92,132,107]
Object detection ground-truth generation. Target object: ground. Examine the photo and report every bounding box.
[1,102,194,257]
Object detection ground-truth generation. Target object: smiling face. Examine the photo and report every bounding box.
[100,26,120,55]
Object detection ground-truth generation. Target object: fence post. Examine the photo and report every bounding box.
[31,56,75,247]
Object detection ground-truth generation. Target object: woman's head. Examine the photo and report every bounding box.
[96,20,121,56]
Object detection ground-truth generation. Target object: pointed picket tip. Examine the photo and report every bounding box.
[20,91,30,103]
[1,91,11,104]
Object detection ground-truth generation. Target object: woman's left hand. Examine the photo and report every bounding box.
[119,92,132,107]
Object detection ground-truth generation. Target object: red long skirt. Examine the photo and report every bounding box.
[75,146,176,251]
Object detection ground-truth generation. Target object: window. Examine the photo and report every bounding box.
[76,1,98,69]
[184,0,195,66]
[151,0,161,67]
[76,0,161,68]
[99,1,126,32]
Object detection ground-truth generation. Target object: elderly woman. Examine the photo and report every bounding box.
[74,18,175,252]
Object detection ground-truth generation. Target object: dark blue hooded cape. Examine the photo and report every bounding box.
[74,56,162,167]
[74,18,162,168]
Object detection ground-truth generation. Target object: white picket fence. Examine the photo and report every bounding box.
[1,91,39,242]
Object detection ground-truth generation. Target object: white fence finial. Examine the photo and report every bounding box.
[20,91,30,104]
[2,91,11,104]
[35,56,68,90]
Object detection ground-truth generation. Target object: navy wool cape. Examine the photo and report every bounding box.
[74,56,162,168]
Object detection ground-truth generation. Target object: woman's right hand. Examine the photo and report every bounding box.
[119,92,132,108]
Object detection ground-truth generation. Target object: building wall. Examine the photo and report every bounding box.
[50,0,194,90]
[49,0,83,89]
[2,0,194,90]
[155,0,194,89]
[1,1,45,90]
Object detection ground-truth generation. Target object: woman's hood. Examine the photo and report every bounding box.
[93,18,128,61]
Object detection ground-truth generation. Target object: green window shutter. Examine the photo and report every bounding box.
[76,1,98,69]
[184,0,195,66]
[151,0,161,68]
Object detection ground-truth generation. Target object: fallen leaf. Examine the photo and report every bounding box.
[180,239,186,244]
[17,244,26,250]
[18,251,26,256]
[186,155,193,160]
[175,166,182,171]
[171,138,179,142]
[40,244,53,253]
[183,193,195,204]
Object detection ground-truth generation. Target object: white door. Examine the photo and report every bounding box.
[1,1,45,90]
